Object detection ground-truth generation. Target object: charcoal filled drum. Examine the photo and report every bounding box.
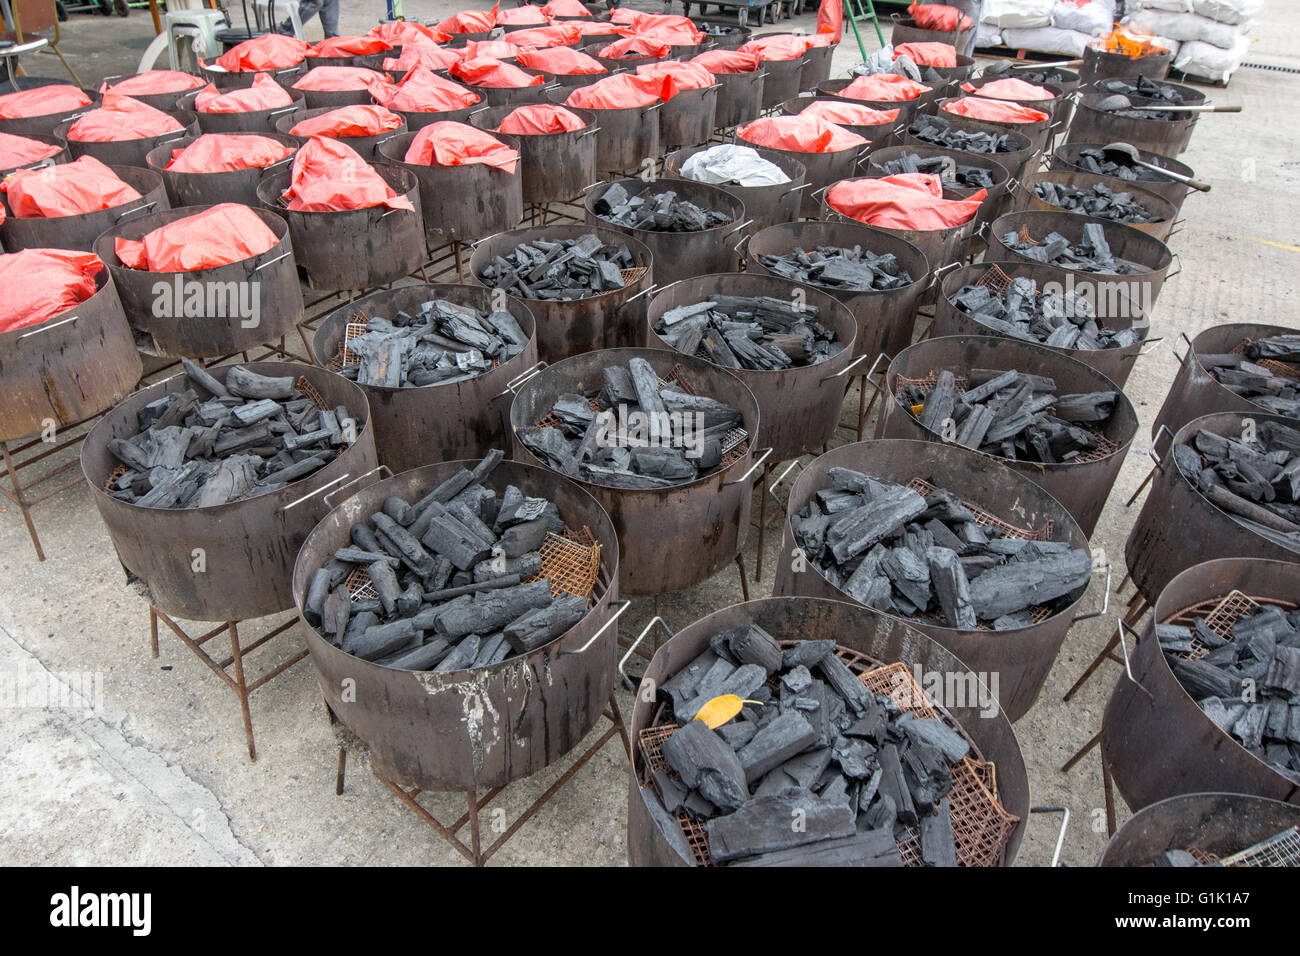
[390,93,484,132]
[0,164,168,253]
[290,458,620,792]
[98,74,207,112]
[509,347,762,597]
[627,596,1029,866]
[256,164,425,292]
[291,69,391,110]
[0,86,100,138]
[1079,44,1173,85]
[55,110,200,170]
[454,71,551,108]
[1099,793,1300,866]
[747,138,870,219]
[1051,141,1197,215]
[663,145,806,231]
[468,104,597,205]
[1015,169,1177,243]
[1101,558,1300,813]
[546,87,660,175]
[863,144,1012,230]
[179,89,305,134]
[817,79,922,129]
[773,439,1092,721]
[82,362,378,622]
[799,42,834,92]
[145,133,299,208]
[310,284,539,471]
[755,53,806,109]
[1068,84,1206,157]
[902,117,1037,180]
[931,97,1054,154]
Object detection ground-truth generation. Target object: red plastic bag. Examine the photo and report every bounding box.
[893,41,957,67]
[498,104,585,134]
[0,84,91,120]
[383,41,462,73]
[620,13,704,45]
[942,96,1049,123]
[101,70,206,96]
[403,121,518,172]
[458,39,522,60]
[841,73,930,101]
[165,133,293,173]
[817,0,843,42]
[289,104,403,138]
[0,131,63,169]
[573,20,621,35]
[369,20,450,45]
[450,56,544,88]
[67,93,184,143]
[960,77,1054,101]
[496,4,549,24]
[907,3,972,31]
[507,24,583,50]
[0,249,102,332]
[115,203,279,271]
[194,74,294,113]
[827,173,984,230]
[2,155,141,218]
[690,50,761,74]
[309,35,393,57]
[596,36,670,59]
[371,69,481,111]
[281,136,415,212]
[542,0,589,15]
[737,34,813,61]
[437,3,500,34]
[635,61,714,97]
[801,100,898,126]
[738,115,867,153]
[214,34,309,72]
[564,73,665,109]
[516,46,605,75]
[292,65,390,93]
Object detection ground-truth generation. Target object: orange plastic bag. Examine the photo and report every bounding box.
[450,56,544,88]
[907,3,972,31]
[841,73,930,101]
[496,4,549,24]
[517,46,605,75]
[893,41,957,67]
[542,0,590,15]
[67,93,184,143]
[817,0,843,42]
[738,115,867,153]
[458,39,522,60]
[507,24,584,50]
[801,100,898,126]
[0,249,102,331]
[194,74,294,113]
[369,20,450,45]
[690,50,761,74]
[383,41,462,73]
[291,65,390,92]
[564,73,665,109]
[0,132,63,169]
[597,36,670,59]
[636,61,714,97]
[403,121,518,172]
[213,34,309,72]
[738,34,813,61]
[498,104,585,134]
[0,84,91,120]
[961,77,1054,101]
[942,96,1049,123]
[371,69,481,112]
[165,134,293,173]
[289,104,403,138]
[826,173,984,230]
[100,70,206,96]
[115,203,279,271]
[437,3,500,34]
[309,35,393,57]
[281,136,415,212]
[620,13,704,45]
[3,155,141,218]
[574,20,621,35]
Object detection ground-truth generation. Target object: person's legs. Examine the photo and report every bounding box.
[318,0,339,38]
[949,0,984,56]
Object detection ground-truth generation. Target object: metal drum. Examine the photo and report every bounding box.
[1015,169,1178,242]
[1099,793,1300,866]
[0,164,167,253]
[1051,141,1197,214]
[546,86,661,175]
[468,103,597,204]
[903,114,1037,180]
[275,105,408,160]
[199,63,307,91]
[179,88,306,135]
[1079,44,1173,85]
[144,132,299,208]
[0,86,100,138]
[1068,82,1207,156]
[56,109,200,169]
[663,144,806,231]
[0,132,69,176]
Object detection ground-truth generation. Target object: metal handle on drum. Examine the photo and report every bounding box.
[582,180,606,192]
[374,132,401,146]
[378,205,409,220]
[114,200,156,223]
[767,457,805,511]
[1006,176,1021,194]
[1174,330,1195,366]
[1117,618,1154,700]
[926,260,962,289]
[251,251,291,273]
[1148,423,1173,472]
[646,102,664,113]
[721,446,772,488]
[266,154,295,170]
[1071,562,1111,623]
[1030,806,1070,867]
[157,129,190,144]
[819,352,869,384]
[19,315,77,339]
[724,218,754,237]
[733,232,751,254]
[1165,251,1183,281]
[470,231,502,249]
[619,615,675,689]
[317,465,394,510]
[268,106,299,117]
[560,599,630,656]
[857,352,891,396]
[1136,335,1164,358]
[283,472,351,511]
[781,182,812,199]
[496,360,548,397]
[469,105,490,116]
[580,125,601,138]
[624,281,661,303]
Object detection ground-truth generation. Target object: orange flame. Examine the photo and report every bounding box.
[1100,23,1167,58]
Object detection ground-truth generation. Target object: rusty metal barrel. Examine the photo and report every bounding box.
[274,105,408,160]
[1125,411,1300,606]
[0,269,141,442]
[658,83,718,150]
[144,132,299,208]
[377,130,522,246]
[256,164,425,292]
[863,143,1012,229]
[931,96,1055,154]
[291,457,619,792]
[199,63,307,91]
[1150,323,1298,442]
[82,361,377,622]
[468,103,597,204]
[1079,45,1172,85]
[0,86,100,138]
[56,110,200,169]
[798,42,834,92]
[585,178,746,286]
[1014,169,1177,242]
[645,272,859,462]
[0,132,69,175]
[903,114,1037,180]
[1099,793,1300,866]
[93,204,304,358]
[741,136,871,219]
[987,210,1175,309]
[310,284,538,472]
[877,335,1137,536]
[509,347,762,597]
[290,68,390,110]
[1051,141,1196,215]
[772,439,1092,722]
[1102,559,1300,814]
[663,144,806,231]
[781,94,903,148]
[708,64,764,129]
[754,52,807,109]
[469,223,654,362]
[0,164,168,253]
[1068,82,1206,157]
[933,261,1151,389]
[179,89,305,134]
[546,87,661,175]
[628,595,1029,866]
[747,218,930,364]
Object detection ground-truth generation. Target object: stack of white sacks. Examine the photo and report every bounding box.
[1126,0,1258,82]
[976,0,1117,56]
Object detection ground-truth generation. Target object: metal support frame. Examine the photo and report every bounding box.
[1059,729,1118,836]
[1062,589,1151,702]
[149,605,308,760]
[0,413,102,561]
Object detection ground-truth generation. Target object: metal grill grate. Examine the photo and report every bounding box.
[974,264,1014,295]
[294,376,331,411]
[1164,590,1298,662]
[1220,826,1300,867]
[906,476,1053,541]
[621,265,650,285]
[1231,338,1300,382]
[523,528,601,603]
[104,463,130,493]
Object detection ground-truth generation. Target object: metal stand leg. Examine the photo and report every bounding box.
[1060,729,1117,834]
[1062,594,1150,702]
[754,460,769,582]
[228,622,256,760]
[735,553,750,601]
[335,748,347,795]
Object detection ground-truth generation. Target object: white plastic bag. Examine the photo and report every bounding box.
[1127,9,1249,48]
[1173,34,1251,80]
[680,144,792,187]
[1051,1,1113,36]
[1131,0,1191,12]
[976,21,1005,47]
[1191,0,1261,25]
[981,0,1054,29]
[1000,24,1091,55]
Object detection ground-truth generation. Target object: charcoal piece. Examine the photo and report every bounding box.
[497,516,549,558]
[1233,703,1268,749]
[1054,391,1118,423]
[366,559,402,616]
[181,357,230,398]
[661,718,749,813]
[382,637,451,671]
[382,496,414,526]
[882,546,932,609]
[320,584,351,639]
[903,718,971,764]
[876,743,917,826]
[661,649,720,712]
[783,639,835,669]
[434,634,482,673]
[782,665,813,695]
[682,664,768,721]
[1156,623,1195,653]
[832,739,875,780]
[304,567,333,624]
[718,719,759,750]
[434,579,554,639]
[502,595,587,652]
[825,485,928,564]
[927,546,977,629]
[967,548,1090,620]
[472,552,542,582]
[816,653,871,716]
[420,505,493,571]
[779,747,833,790]
[861,792,896,831]
[348,618,420,661]
[731,828,902,867]
[225,366,296,400]
[726,624,783,675]
[737,711,818,779]
[704,791,856,863]
[371,512,436,577]
[1170,656,1241,702]
[920,797,957,867]
[1265,646,1300,699]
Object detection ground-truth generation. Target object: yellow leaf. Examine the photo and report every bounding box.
[694,694,760,729]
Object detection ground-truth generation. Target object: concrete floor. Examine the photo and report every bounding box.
[2,0,1298,867]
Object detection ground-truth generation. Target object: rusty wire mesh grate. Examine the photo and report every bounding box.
[1164,590,1297,662]
[636,645,1018,868]
[104,463,130,493]
[1221,826,1300,867]
[1232,338,1300,381]
[522,528,601,603]
[906,476,1053,541]
[294,376,330,411]
[974,263,1013,295]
